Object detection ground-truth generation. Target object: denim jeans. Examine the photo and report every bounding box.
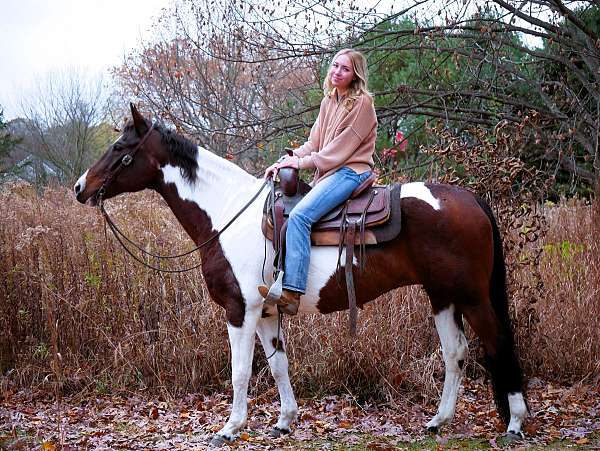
[282,166,372,293]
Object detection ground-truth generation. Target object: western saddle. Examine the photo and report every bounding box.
[261,167,402,334]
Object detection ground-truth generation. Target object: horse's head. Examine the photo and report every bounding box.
[74,104,166,205]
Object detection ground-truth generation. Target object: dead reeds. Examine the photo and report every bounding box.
[0,182,598,402]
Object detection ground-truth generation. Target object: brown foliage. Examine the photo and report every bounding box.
[1,181,598,400]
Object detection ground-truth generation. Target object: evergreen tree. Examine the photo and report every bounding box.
[0,109,21,175]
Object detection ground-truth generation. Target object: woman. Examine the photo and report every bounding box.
[261,48,377,315]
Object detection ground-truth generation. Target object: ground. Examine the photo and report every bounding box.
[1,379,598,450]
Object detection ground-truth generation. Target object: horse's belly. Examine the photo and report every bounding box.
[299,246,347,313]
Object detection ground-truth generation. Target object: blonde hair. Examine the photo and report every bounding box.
[323,48,370,99]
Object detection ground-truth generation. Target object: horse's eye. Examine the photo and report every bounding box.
[113,144,123,152]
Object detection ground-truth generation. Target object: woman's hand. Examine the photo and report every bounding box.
[264,162,279,179]
[264,155,300,178]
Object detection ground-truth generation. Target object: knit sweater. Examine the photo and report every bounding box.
[292,90,377,184]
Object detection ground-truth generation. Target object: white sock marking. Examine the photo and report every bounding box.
[427,304,468,429]
[507,392,527,434]
[256,315,298,430]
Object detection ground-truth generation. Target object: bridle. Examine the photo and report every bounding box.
[96,122,270,273]
[98,122,155,201]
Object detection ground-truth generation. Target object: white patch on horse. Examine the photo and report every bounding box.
[426,304,468,430]
[401,182,441,210]
[216,306,262,439]
[161,148,271,307]
[74,169,89,194]
[507,392,527,434]
[261,246,356,316]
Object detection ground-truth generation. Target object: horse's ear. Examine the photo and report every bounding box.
[130,103,149,136]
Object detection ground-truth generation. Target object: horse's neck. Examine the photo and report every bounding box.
[157,146,260,244]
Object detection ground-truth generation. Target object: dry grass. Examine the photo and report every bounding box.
[0,182,598,402]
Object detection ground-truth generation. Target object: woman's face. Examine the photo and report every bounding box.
[329,54,355,92]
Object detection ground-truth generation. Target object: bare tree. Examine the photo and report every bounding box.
[112,2,317,170]
[113,0,599,189]
[15,69,113,185]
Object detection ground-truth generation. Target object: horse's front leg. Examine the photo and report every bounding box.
[211,305,262,445]
[256,313,298,437]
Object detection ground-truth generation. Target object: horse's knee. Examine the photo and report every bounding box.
[270,362,290,382]
[231,368,252,388]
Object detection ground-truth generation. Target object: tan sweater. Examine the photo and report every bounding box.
[293,90,377,184]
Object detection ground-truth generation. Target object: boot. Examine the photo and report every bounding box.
[257,285,301,316]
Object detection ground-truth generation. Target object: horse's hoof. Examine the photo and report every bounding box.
[209,434,232,447]
[505,430,524,441]
[269,426,291,438]
[425,425,439,434]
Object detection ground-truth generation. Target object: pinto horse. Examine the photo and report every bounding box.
[74,105,528,444]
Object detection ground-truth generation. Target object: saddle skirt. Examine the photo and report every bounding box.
[261,170,402,246]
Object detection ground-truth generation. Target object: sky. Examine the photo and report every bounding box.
[0,0,172,120]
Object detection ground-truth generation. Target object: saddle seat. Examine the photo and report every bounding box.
[261,168,399,246]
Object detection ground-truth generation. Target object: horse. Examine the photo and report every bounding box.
[74,104,528,445]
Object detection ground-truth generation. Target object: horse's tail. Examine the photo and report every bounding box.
[475,196,525,425]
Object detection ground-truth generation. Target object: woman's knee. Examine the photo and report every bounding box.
[288,209,313,228]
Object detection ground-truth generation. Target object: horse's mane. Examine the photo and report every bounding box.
[124,121,199,183]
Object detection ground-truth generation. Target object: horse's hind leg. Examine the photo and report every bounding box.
[426,303,469,433]
[256,314,298,437]
[461,303,527,438]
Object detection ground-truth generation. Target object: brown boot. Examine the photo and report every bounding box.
[257,285,301,316]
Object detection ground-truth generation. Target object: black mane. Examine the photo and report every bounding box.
[155,123,199,183]
[124,121,199,183]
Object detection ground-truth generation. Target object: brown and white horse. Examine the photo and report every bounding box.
[74,105,528,444]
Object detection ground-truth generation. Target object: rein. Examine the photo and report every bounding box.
[97,122,271,272]
[99,179,269,273]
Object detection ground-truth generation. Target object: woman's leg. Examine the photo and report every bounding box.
[282,167,371,293]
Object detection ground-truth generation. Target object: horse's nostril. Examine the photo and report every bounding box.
[74,183,80,194]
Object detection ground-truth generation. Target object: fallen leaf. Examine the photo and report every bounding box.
[41,441,56,451]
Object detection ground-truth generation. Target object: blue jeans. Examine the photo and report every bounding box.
[283,167,372,293]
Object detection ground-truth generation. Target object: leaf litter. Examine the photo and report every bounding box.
[0,378,598,449]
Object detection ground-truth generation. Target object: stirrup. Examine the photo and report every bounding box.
[263,271,284,305]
